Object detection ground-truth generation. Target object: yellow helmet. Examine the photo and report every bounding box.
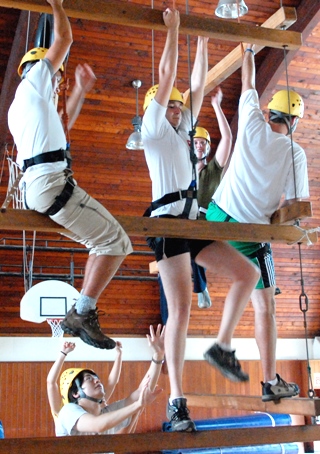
[60,368,95,405]
[143,84,184,111]
[267,90,304,118]
[18,47,64,78]
[195,126,211,144]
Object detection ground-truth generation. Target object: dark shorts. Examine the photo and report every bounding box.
[206,202,276,290]
[147,216,212,262]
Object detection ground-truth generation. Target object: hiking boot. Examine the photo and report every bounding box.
[167,398,196,432]
[204,343,249,382]
[197,288,212,309]
[261,374,300,402]
[61,305,116,350]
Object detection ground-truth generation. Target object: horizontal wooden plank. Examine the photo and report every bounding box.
[0,0,302,49]
[0,425,319,454]
[0,209,317,244]
[185,393,320,416]
[271,201,312,224]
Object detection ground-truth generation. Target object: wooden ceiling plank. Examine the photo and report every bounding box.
[186,393,320,416]
[0,209,317,244]
[0,0,302,49]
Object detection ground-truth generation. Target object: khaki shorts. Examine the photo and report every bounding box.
[25,171,133,257]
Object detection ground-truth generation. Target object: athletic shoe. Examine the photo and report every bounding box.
[204,343,249,382]
[61,305,116,349]
[197,288,212,309]
[166,398,196,432]
[261,374,300,402]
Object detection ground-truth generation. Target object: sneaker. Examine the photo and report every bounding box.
[197,288,212,309]
[166,398,196,432]
[261,374,300,402]
[204,343,249,382]
[61,305,116,350]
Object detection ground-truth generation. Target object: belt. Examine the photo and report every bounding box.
[22,149,71,172]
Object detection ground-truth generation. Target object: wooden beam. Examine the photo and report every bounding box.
[271,201,312,225]
[184,7,297,101]
[0,0,302,50]
[0,425,320,454]
[0,209,317,244]
[186,393,320,417]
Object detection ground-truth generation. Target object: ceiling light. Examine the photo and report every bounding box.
[126,80,144,150]
[215,0,248,19]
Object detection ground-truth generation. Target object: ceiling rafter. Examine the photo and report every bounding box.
[0,0,302,49]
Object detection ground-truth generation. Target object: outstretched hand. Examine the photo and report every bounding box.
[75,63,96,93]
[61,341,76,355]
[163,8,180,30]
[138,380,163,408]
[211,86,223,107]
[146,324,165,358]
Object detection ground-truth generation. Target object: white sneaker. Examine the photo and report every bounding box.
[197,288,212,309]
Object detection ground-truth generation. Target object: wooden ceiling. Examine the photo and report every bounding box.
[0,0,319,340]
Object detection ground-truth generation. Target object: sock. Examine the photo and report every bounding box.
[169,396,184,405]
[75,295,97,314]
[217,342,233,352]
[268,376,278,386]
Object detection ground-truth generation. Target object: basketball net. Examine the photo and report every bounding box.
[47,319,64,338]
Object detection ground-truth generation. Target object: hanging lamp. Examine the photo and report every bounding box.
[215,0,248,19]
[126,80,144,150]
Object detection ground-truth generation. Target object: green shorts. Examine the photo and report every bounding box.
[206,202,275,289]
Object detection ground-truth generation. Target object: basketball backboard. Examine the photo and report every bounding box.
[20,280,80,323]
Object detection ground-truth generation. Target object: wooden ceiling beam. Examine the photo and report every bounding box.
[0,209,317,245]
[0,0,302,50]
[184,6,297,101]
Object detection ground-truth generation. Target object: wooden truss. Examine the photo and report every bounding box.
[0,0,301,50]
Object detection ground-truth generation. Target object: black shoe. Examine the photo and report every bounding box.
[61,305,116,350]
[166,398,196,432]
[261,374,300,402]
[204,343,249,382]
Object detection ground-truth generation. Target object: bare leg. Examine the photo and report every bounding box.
[157,253,192,399]
[251,287,277,382]
[196,241,259,343]
[81,254,126,300]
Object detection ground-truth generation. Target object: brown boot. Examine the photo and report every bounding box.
[61,305,116,349]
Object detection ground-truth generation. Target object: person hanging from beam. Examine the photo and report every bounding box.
[158,87,233,320]
[50,325,164,436]
[206,44,309,401]
[142,7,259,432]
[8,0,133,350]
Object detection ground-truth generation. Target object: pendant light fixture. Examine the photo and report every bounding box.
[215,0,248,19]
[126,80,144,150]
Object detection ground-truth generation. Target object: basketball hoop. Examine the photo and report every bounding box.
[47,318,64,338]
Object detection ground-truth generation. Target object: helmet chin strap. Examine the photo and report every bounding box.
[75,377,103,404]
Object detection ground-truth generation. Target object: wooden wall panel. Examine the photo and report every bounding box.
[0,359,314,439]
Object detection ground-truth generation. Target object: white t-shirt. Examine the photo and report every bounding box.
[213,89,309,224]
[142,99,198,219]
[8,59,67,182]
[57,400,131,436]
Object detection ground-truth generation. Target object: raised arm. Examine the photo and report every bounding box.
[186,36,209,118]
[211,87,232,168]
[75,379,161,434]
[47,341,75,416]
[45,0,72,74]
[241,45,255,94]
[155,8,180,108]
[104,341,123,403]
[61,63,96,130]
